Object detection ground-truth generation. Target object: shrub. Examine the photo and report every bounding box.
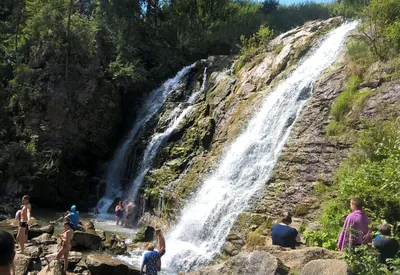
[311,119,400,252]
[326,76,373,137]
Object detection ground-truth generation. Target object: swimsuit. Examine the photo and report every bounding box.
[116,209,124,218]
[19,221,29,235]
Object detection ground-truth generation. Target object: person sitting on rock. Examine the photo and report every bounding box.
[373,224,400,265]
[56,222,74,272]
[0,230,15,275]
[51,210,71,225]
[65,205,80,230]
[337,197,372,251]
[271,212,300,249]
[141,243,161,275]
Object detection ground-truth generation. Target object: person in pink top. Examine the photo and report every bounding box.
[337,197,372,251]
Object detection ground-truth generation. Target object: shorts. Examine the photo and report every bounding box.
[160,250,166,257]
[19,222,29,235]
[126,213,133,220]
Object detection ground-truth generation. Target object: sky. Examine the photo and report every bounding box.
[278,0,334,5]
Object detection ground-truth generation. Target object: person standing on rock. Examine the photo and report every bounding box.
[155,229,166,257]
[124,200,136,227]
[271,212,301,249]
[16,195,31,254]
[337,197,372,251]
[0,230,16,275]
[56,222,74,272]
[141,243,161,275]
[115,201,124,226]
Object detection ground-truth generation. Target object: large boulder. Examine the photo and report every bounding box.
[14,253,32,275]
[188,251,288,275]
[262,246,340,273]
[31,233,57,245]
[28,225,55,239]
[37,260,66,275]
[24,244,43,258]
[300,259,350,275]
[71,231,102,250]
[85,254,140,275]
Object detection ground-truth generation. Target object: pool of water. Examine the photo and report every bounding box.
[0,208,138,239]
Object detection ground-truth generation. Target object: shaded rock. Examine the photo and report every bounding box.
[42,244,59,256]
[71,231,102,250]
[29,258,42,272]
[109,241,128,255]
[86,254,140,275]
[29,225,54,239]
[31,233,57,245]
[300,259,350,275]
[188,251,288,275]
[222,242,239,256]
[95,229,106,241]
[25,245,43,258]
[14,253,32,275]
[67,251,83,269]
[37,260,66,275]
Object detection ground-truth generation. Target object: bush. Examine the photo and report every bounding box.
[343,245,393,275]
[311,119,400,252]
[326,76,372,137]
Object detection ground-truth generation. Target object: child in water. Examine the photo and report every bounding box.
[57,222,74,271]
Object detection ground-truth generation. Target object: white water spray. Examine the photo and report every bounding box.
[127,66,208,201]
[161,21,359,272]
[97,62,200,213]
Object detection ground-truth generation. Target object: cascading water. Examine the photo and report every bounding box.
[127,67,208,201]
[162,21,359,272]
[96,62,202,214]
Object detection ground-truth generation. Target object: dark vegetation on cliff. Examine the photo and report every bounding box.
[0,0,339,209]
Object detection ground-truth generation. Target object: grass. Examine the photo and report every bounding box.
[326,76,372,137]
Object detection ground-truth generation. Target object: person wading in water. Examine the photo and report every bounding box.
[115,201,124,226]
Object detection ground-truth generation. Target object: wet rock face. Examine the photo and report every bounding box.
[252,62,352,219]
[134,18,346,220]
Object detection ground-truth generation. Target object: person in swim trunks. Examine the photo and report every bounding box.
[124,200,136,228]
[115,201,124,226]
[16,195,31,254]
[57,222,74,272]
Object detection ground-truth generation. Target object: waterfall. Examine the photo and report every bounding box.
[96,62,200,214]
[127,67,208,202]
[163,21,358,272]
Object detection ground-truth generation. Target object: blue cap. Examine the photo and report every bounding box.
[71,205,77,211]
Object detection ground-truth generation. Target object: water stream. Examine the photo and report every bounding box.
[96,62,203,214]
[159,21,359,272]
